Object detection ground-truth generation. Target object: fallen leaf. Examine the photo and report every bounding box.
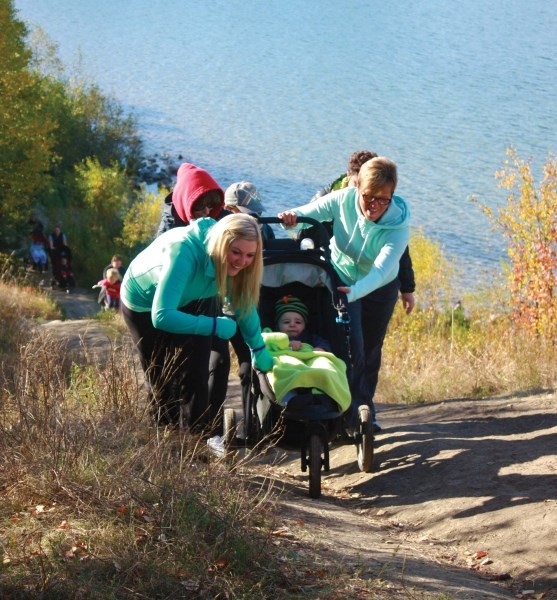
[214,557,229,569]
[58,520,69,529]
[271,527,290,536]
[473,550,488,560]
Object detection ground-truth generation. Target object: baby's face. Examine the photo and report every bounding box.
[277,311,305,339]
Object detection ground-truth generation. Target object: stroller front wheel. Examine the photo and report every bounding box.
[357,405,374,473]
[223,408,236,460]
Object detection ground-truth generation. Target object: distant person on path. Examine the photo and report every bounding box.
[56,256,76,292]
[98,254,126,306]
[94,267,122,310]
[279,156,410,434]
[48,226,68,258]
[29,226,49,273]
[121,212,273,430]
[103,254,126,279]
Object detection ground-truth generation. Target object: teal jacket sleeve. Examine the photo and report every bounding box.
[236,304,265,351]
[151,240,215,335]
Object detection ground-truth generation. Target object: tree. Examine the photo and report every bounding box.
[0,0,56,246]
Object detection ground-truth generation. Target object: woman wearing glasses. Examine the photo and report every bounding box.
[278,156,410,434]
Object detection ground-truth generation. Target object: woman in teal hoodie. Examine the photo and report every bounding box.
[121,213,273,429]
[278,156,410,433]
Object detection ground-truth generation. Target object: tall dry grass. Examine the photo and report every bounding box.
[378,232,557,405]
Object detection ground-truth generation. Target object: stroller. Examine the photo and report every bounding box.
[50,245,76,292]
[223,217,374,499]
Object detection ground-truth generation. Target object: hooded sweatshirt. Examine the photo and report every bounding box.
[158,163,224,235]
[120,218,265,350]
[292,187,410,302]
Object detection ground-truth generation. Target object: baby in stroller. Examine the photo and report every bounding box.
[273,295,331,352]
[261,295,350,413]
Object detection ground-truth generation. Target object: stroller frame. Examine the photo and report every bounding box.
[223,217,374,498]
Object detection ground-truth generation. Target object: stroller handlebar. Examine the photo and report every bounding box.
[257,216,351,332]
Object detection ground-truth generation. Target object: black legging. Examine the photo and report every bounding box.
[208,328,252,433]
[122,298,216,428]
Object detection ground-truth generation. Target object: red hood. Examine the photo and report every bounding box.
[172,163,224,223]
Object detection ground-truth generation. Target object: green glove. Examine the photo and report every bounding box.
[214,317,237,340]
[252,347,274,372]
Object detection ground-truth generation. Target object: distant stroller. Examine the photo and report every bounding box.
[223,217,374,499]
[51,246,75,292]
[29,227,49,273]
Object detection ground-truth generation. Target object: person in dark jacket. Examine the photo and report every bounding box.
[156,163,223,236]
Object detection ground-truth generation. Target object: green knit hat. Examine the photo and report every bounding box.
[275,295,308,325]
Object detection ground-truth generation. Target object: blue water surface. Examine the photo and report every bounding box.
[15,0,557,286]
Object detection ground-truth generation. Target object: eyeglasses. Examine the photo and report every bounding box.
[192,197,221,212]
[360,193,392,207]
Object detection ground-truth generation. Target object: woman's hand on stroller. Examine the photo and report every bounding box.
[338,285,355,302]
[214,316,237,340]
[277,211,298,227]
[251,346,274,372]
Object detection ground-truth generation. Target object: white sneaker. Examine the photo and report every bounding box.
[207,435,225,458]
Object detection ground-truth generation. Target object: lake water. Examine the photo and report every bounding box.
[15,0,557,286]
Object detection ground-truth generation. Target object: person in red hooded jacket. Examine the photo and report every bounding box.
[157,162,224,235]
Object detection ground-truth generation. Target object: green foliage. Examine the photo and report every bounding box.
[0,3,146,276]
[66,158,132,283]
[0,0,57,245]
[474,149,557,339]
[118,186,168,255]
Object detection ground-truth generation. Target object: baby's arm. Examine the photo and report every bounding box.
[289,340,303,351]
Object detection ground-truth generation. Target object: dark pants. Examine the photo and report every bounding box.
[208,328,252,433]
[347,279,399,421]
[122,299,215,428]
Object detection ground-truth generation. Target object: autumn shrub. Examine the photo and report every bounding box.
[378,219,557,405]
[475,149,557,340]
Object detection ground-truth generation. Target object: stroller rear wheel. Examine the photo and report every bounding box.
[308,433,323,499]
[357,406,374,473]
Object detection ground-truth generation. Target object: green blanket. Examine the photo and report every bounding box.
[261,331,351,412]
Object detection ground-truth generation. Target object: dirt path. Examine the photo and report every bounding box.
[253,393,556,599]
[41,289,557,599]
